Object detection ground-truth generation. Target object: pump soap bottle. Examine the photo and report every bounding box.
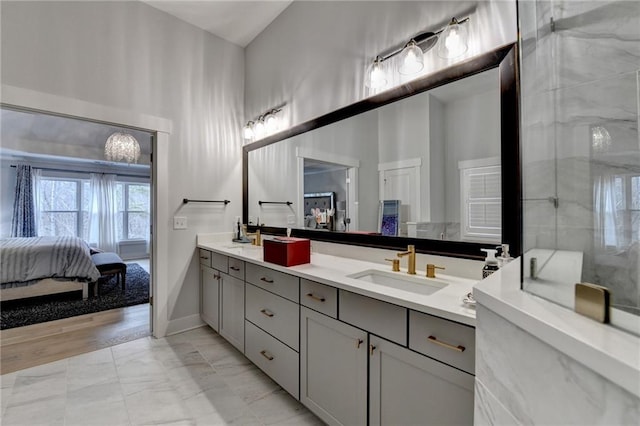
[481,248,499,279]
[497,244,513,268]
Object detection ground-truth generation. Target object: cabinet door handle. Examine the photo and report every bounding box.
[427,335,465,352]
[260,277,274,283]
[260,308,274,318]
[213,274,220,280]
[306,293,326,302]
[260,350,274,361]
[230,266,240,271]
[356,338,363,349]
[370,344,376,355]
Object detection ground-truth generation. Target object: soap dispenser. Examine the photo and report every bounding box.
[481,248,499,279]
[497,244,513,268]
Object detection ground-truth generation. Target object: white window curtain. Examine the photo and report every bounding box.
[89,173,118,253]
[594,174,624,250]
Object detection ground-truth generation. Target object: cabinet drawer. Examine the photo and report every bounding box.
[246,283,299,351]
[300,279,337,318]
[228,257,244,280]
[339,290,407,346]
[409,310,475,374]
[245,320,300,400]
[246,263,299,302]
[211,252,228,273]
[198,249,211,267]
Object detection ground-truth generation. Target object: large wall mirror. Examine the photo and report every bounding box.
[243,43,520,260]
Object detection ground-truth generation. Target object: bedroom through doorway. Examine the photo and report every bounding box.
[0,106,155,371]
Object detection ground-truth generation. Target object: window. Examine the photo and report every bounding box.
[459,162,501,242]
[116,182,150,241]
[38,176,150,242]
[39,178,90,238]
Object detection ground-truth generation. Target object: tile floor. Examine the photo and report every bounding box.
[0,326,324,425]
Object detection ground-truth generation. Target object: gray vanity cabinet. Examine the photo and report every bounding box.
[199,249,225,332]
[219,271,245,353]
[200,264,220,331]
[300,306,368,426]
[369,336,474,426]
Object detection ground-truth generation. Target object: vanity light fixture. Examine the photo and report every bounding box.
[243,106,284,142]
[364,16,470,89]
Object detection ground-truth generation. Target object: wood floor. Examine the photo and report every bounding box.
[0,303,150,375]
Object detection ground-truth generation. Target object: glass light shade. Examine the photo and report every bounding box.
[243,122,254,140]
[365,58,388,89]
[253,119,266,139]
[264,112,279,133]
[398,41,424,75]
[591,126,612,152]
[437,18,469,59]
[104,132,140,163]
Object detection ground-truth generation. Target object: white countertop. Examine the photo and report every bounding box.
[475,258,640,398]
[197,240,478,326]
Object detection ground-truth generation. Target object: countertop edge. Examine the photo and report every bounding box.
[474,259,640,398]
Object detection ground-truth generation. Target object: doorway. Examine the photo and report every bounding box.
[0,105,157,371]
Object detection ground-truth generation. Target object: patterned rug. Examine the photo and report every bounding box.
[0,263,149,330]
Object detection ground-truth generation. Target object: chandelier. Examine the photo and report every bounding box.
[105,132,141,163]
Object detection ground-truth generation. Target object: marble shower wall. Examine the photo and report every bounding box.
[521,0,640,313]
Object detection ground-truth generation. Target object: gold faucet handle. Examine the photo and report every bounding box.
[385,258,400,272]
[426,264,445,278]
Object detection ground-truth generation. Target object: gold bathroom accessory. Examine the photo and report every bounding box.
[385,258,401,272]
[246,228,262,246]
[397,245,416,275]
[426,264,445,278]
[427,335,466,352]
[575,282,610,323]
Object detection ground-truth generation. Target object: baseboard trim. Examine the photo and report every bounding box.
[165,314,205,336]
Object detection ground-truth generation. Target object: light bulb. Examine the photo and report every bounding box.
[253,119,265,139]
[243,122,254,140]
[265,111,278,133]
[398,41,424,75]
[438,18,468,59]
[365,57,388,89]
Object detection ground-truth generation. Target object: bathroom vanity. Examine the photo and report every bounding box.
[197,241,477,425]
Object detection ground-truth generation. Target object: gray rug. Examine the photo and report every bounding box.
[0,263,149,330]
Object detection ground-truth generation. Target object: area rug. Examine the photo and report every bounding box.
[0,263,149,330]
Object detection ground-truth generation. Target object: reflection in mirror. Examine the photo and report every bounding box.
[248,68,501,244]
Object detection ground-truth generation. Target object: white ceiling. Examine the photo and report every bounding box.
[141,0,293,47]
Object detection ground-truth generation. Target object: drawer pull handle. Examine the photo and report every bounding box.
[230,266,240,271]
[370,344,376,355]
[260,277,274,283]
[260,350,274,361]
[427,335,465,352]
[260,309,274,318]
[306,293,326,302]
[200,256,209,260]
[356,338,363,349]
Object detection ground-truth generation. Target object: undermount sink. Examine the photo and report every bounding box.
[347,269,448,296]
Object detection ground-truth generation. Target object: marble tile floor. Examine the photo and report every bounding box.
[0,326,324,426]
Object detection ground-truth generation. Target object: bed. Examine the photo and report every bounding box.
[0,236,101,301]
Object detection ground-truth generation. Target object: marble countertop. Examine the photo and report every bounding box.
[197,240,478,326]
[475,258,640,398]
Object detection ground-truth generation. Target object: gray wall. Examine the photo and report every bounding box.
[1,1,244,326]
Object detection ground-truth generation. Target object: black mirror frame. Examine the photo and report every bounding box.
[243,43,521,261]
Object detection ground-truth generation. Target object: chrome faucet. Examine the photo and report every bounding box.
[397,245,416,275]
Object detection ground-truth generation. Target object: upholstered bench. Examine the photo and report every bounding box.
[91,252,127,295]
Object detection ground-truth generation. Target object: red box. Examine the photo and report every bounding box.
[263,237,311,267]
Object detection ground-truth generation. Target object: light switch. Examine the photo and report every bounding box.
[173,216,187,230]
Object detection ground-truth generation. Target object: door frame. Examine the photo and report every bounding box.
[1,84,172,337]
